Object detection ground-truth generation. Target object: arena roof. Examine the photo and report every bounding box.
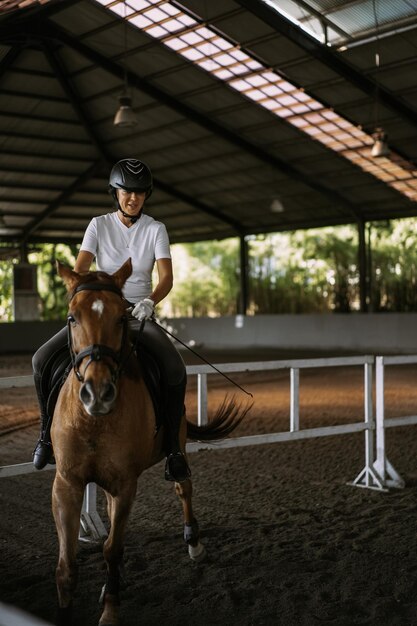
[0,0,416,250]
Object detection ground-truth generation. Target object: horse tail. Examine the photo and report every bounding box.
[186,395,252,441]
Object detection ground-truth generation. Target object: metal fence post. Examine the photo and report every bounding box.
[373,356,404,489]
[197,373,208,426]
[349,358,386,491]
[79,483,107,542]
[290,368,299,432]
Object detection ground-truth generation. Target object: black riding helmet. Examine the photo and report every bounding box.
[109,158,153,222]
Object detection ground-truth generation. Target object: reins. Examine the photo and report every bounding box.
[153,320,253,399]
[68,280,253,399]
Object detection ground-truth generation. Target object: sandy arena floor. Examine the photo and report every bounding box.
[1,349,417,626]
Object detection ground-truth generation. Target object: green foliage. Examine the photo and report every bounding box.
[166,239,240,317]
[28,243,79,321]
[163,219,417,316]
[247,226,359,314]
[370,221,417,312]
[0,257,15,321]
[3,219,417,320]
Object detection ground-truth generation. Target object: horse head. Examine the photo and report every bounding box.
[57,258,133,416]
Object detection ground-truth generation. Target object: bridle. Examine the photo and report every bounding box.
[67,282,133,384]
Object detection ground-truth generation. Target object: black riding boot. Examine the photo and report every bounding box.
[32,374,55,470]
[164,378,191,483]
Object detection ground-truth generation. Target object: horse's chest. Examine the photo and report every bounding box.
[86,437,98,453]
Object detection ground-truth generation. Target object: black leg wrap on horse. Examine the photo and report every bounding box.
[165,451,191,483]
[184,518,200,546]
[103,572,121,603]
[164,377,191,483]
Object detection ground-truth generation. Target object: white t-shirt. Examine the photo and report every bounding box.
[79,212,171,302]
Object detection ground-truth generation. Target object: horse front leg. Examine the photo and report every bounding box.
[175,479,206,562]
[52,473,85,626]
[99,481,137,626]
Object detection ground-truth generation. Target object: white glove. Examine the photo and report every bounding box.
[131,298,154,321]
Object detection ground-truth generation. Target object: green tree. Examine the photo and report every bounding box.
[370,220,417,312]
[0,255,15,321]
[29,243,79,320]
[166,239,240,317]
[4,219,417,320]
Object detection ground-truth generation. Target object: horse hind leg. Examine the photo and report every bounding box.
[175,479,206,562]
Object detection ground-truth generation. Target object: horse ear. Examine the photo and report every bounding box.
[112,258,132,289]
[56,260,79,292]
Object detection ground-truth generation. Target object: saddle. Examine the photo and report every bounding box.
[45,341,165,433]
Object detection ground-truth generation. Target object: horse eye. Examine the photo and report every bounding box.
[67,314,77,325]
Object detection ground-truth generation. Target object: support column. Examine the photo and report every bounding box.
[13,241,40,321]
[20,242,28,263]
[357,220,368,313]
[238,234,249,315]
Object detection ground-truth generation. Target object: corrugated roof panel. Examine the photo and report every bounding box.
[261,0,417,44]
[328,0,416,35]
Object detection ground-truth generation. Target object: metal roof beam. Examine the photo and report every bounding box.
[236,0,417,129]
[21,37,242,237]
[40,19,363,222]
[153,177,243,232]
[18,41,114,242]
[20,160,104,242]
[0,46,21,79]
[42,42,113,164]
[22,159,103,243]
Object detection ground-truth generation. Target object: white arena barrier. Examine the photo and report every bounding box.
[0,602,53,626]
[1,354,413,539]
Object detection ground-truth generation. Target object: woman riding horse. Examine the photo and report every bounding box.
[32,158,190,483]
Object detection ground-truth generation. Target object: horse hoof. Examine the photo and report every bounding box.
[188,541,206,562]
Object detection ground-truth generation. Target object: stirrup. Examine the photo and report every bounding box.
[164,451,191,483]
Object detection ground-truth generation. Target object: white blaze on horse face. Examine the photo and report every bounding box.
[92,299,105,317]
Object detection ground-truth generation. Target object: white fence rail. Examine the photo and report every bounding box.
[1,355,416,539]
[0,602,53,626]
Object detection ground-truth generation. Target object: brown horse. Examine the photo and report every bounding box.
[51,259,250,626]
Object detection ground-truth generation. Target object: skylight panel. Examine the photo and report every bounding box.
[163,19,185,33]
[214,69,234,80]
[145,7,167,20]
[246,89,265,101]
[164,36,185,51]
[147,24,168,37]
[130,14,152,28]
[98,0,417,203]
[181,48,204,61]
[159,2,180,15]
[127,0,150,9]
[111,1,135,16]
[181,32,203,45]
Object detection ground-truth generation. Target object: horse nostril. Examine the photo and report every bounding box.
[101,382,116,404]
[79,381,95,405]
